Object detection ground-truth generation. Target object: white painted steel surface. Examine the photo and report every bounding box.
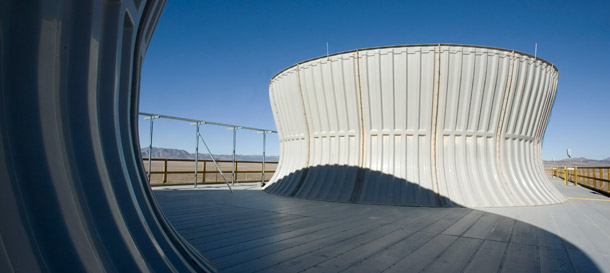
[265,44,565,207]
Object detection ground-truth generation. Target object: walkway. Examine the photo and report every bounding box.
[153,179,610,272]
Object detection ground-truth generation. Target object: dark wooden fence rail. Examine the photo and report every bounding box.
[143,158,278,185]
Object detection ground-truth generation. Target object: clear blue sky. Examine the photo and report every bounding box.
[139,0,609,160]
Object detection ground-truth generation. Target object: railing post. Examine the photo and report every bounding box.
[574,166,578,186]
[593,168,598,189]
[230,127,240,187]
[144,115,159,180]
[202,161,206,184]
[194,122,200,188]
[163,159,168,183]
[234,161,238,184]
[564,166,567,186]
[262,131,267,186]
[148,119,153,181]
[598,168,602,190]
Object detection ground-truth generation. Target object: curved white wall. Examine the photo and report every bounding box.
[265,44,565,207]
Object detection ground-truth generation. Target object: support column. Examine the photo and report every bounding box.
[232,128,237,186]
[192,122,202,188]
[262,131,267,186]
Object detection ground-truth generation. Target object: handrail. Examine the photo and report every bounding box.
[139,112,277,133]
[143,158,277,185]
[551,166,610,194]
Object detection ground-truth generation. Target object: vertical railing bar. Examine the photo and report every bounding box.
[202,160,206,184]
[148,118,153,180]
[232,127,237,186]
[163,159,167,183]
[144,115,159,181]
[194,123,200,188]
[598,168,602,190]
[234,161,238,183]
[594,168,598,189]
[262,131,267,186]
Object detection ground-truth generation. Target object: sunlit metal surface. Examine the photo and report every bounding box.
[266,44,565,207]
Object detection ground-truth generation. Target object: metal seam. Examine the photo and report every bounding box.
[356,50,366,169]
[430,44,444,206]
[295,64,311,168]
[349,49,367,202]
[496,50,518,205]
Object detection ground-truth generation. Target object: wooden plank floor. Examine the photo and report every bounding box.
[153,179,610,273]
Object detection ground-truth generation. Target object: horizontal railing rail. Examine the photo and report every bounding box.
[551,166,610,194]
[143,158,277,185]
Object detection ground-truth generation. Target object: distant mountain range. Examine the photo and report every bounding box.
[140,147,608,166]
[141,147,279,162]
[543,157,610,167]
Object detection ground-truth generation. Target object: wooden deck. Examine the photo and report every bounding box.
[153,179,610,273]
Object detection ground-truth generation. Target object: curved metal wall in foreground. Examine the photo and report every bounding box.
[0,1,213,271]
[265,44,565,207]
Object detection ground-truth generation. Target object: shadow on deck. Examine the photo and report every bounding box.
[153,179,610,273]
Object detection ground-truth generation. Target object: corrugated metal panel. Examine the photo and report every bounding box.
[265,44,565,208]
[265,67,309,196]
[0,0,215,271]
[293,54,362,201]
[435,46,515,207]
[356,47,439,206]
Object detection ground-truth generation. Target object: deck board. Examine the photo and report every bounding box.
[153,178,610,272]
[462,240,508,273]
[258,223,408,272]
[383,234,459,273]
[340,231,435,273]
[419,236,483,273]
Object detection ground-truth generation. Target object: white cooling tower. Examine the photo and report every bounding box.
[265,44,565,207]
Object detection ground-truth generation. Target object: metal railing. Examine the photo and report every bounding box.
[139,112,277,190]
[551,166,610,194]
[143,158,277,185]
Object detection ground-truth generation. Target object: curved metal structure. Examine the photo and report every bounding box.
[265,44,565,207]
[0,1,213,271]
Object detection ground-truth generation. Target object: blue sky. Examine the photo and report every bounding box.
[139,0,609,160]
